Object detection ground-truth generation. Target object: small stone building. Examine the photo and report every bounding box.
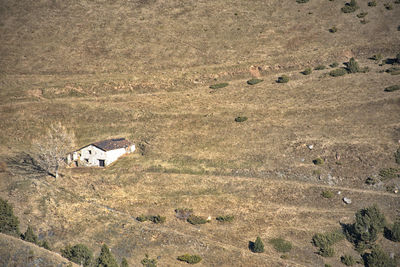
[67,138,135,167]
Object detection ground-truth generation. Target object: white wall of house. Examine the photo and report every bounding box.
[80,145,107,166]
[104,147,127,166]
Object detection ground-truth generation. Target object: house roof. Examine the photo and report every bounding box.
[91,138,132,151]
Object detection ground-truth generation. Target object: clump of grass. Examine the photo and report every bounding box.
[357,12,368,18]
[385,67,400,75]
[136,215,166,224]
[209,83,228,89]
[187,215,208,225]
[301,67,312,75]
[216,215,234,223]
[384,85,400,92]
[341,255,355,266]
[321,190,334,199]
[247,78,263,85]
[379,168,399,180]
[234,116,248,122]
[365,176,380,185]
[177,254,202,264]
[360,19,369,24]
[296,0,309,3]
[315,65,326,70]
[368,1,377,6]
[175,208,193,220]
[341,0,359,13]
[277,75,289,83]
[141,254,157,267]
[330,62,339,68]
[269,238,292,253]
[329,68,347,77]
[313,158,324,165]
[329,26,337,33]
[384,3,393,10]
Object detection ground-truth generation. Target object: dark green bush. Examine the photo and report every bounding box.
[384,85,400,92]
[329,68,347,77]
[277,75,289,83]
[313,158,324,165]
[330,62,339,68]
[209,83,228,89]
[395,147,400,164]
[368,1,377,6]
[187,215,207,225]
[141,254,157,267]
[96,244,118,267]
[341,0,359,13]
[329,27,337,33]
[379,168,399,180]
[137,215,166,224]
[251,236,265,253]
[0,198,20,236]
[177,254,202,264]
[319,246,334,257]
[247,78,263,85]
[22,225,38,244]
[357,12,368,18]
[312,231,345,249]
[175,208,193,220]
[296,0,309,3]
[216,215,234,223]
[121,258,129,267]
[364,246,396,267]
[365,176,380,185]
[61,244,93,267]
[269,238,292,253]
[385,222,400,242]
[302,67,312,75]
[315,65,326,70]
[384,3,393,10]
[321,190,334,199]
[346,58,360,73]
[234,116,248,122]
[341,255,355,266]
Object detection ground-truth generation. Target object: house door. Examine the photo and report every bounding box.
[99,160,105,167]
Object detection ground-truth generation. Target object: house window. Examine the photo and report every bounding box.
[88,150,92,154]
[99,160,105,167]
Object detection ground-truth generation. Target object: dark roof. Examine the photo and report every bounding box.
[91,138,132,151]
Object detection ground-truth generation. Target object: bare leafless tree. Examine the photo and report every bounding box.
[31,123,75,178]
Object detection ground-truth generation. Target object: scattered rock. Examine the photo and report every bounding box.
[307,144,314,150]
[337,191,341,195]
[343,197,352,204]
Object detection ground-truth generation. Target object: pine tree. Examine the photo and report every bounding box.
[252,236,265,253]
[95,244,118,267]
[0,198,20,236]
[22,225,38,244]
[61,244,93,267]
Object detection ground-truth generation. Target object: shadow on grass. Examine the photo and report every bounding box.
[6,153,47,179]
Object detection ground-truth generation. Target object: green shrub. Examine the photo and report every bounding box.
[39,240,51,250]
[209,83,228,89]
[329,26,337,33]
[269,238,292,253]
[216,215,234,223]
[312,230,345,249]
[137,215,166,224]
[341,255,355,266]
[325,264,332,267]
[251,236,265,253]
[379,168,399,180]
[385,222,400,242]
[370,54,382,61]
[296,0,309,3]
[386,67,400,75]
[329,68,347,77]
[319,246,334,257]
[395,147,400,164]
[141,254,157,267]
[346,58,360,73]
[22,225,38,244]
[187,215,207,225]
[96,244,118,267]
[365,176,380,185]
[0,198,20,236]
[341,0,359,13]
[277,75,289,83]
[364,246,396,267]
[177,254,202,264]
[368,1,377,6]
[234,116,248,122]
[302,67,312,75]
[357,12,368,18]
[61,244,93,267]
[175,208,193,220]
[384,3,393,10]
[384,85,400,92]
[315,65,326,70]
[330,62,339,68]
[321,190,334,199]
[313,158,324,165]
[121,258,129,267]
[247,78,263,85]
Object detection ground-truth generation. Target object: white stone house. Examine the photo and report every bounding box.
[67,138,135,167]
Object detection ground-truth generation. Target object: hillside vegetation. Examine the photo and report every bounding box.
[0,0,400,266]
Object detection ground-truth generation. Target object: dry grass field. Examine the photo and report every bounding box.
[1,0,400,266]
